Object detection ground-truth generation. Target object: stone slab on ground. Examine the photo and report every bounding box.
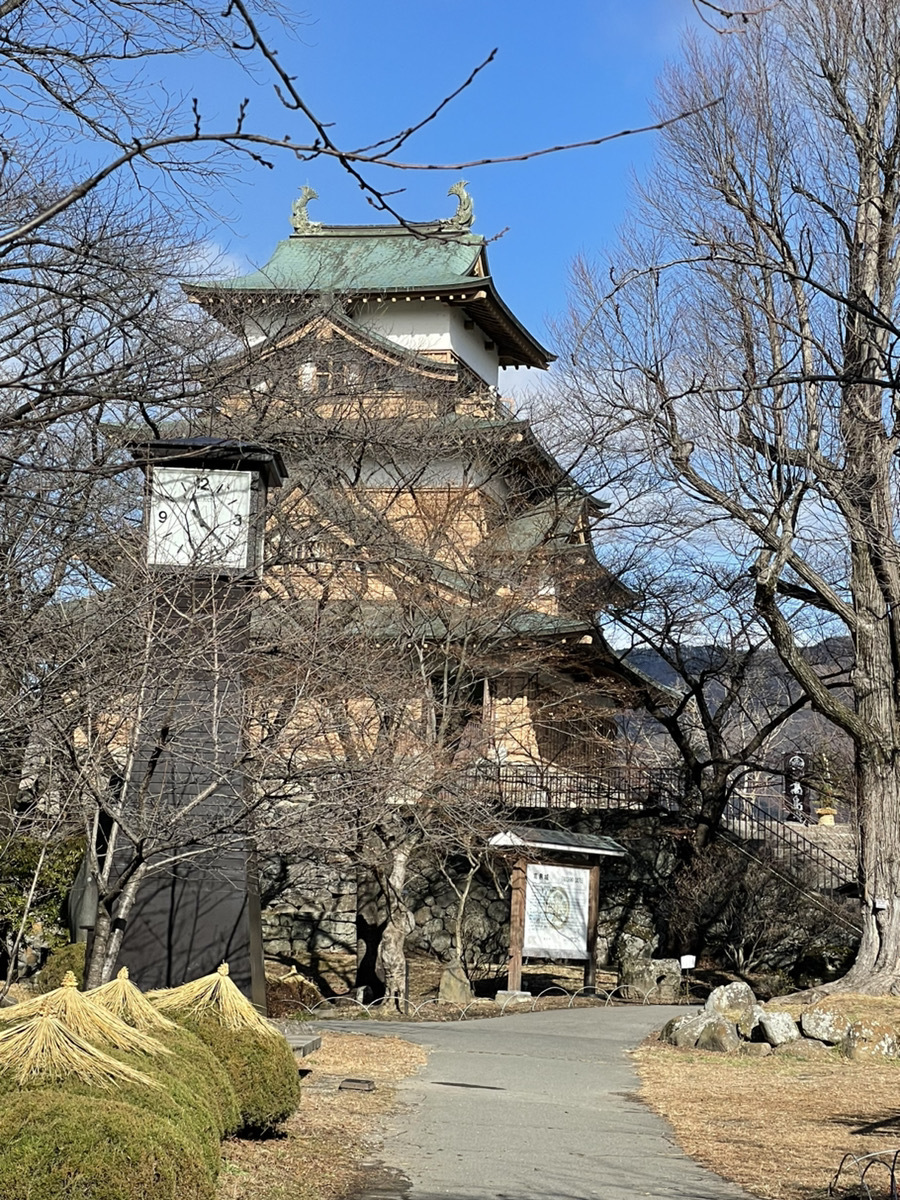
[661,1010,718,1048]
[842,1021,900,1060]
[739,1041,772,1057]
[268,1019,322,1056]
[801,1008,851,1045]
[772,1037,829,1058]
[696,1017,741,1053]
[325,1007,756,1200]
[438,960,474,1005]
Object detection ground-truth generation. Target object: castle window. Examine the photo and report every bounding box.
[298,361,317,392]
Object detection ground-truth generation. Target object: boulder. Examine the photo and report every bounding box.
[737,1004,767,1041]
[619,956,682,1003]
[660,1012,696,1043]
[841,1021,900,1061]
[773,1037,830,1058]
[759,1010,801,1046]
[800,1007,851,1045]
[661,1011,719,1048]
[740,1041,773,1057]
[705,981,757,1021]
[438,959,474,1005]
[696,1017,742,1053]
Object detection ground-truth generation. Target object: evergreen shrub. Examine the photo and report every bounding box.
[0,1022,239,1178]
[0,1089,215,1200]
[177,1012,302,1135]
[35,942,85,992]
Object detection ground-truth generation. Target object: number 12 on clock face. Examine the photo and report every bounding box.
[147,467,253,569]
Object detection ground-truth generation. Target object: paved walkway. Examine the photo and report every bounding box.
[323,1006,754,1200]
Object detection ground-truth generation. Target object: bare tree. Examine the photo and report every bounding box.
[592,551,852,846]
[560,0,900,992]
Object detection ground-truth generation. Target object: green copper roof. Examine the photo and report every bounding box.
[185,212,555,369]
[190,227,485,294]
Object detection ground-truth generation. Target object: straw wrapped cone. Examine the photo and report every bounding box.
[0,972,170,1056]
[90,967,178,1033]
[149,963,279,1037]
[0,1013,161,1088]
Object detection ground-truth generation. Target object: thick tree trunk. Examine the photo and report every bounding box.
[813,530,900,994]
[823,753,900,994]
[379,906,414,1004]
[376,835,417,1007]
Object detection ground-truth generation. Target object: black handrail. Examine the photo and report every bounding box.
[723,792,856,899]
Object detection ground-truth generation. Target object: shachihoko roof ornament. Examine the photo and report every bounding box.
[441,180,474,231]
[185,182,553,369]
[290,185,321,235]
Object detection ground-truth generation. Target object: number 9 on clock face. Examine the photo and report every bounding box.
[147,467,253,569]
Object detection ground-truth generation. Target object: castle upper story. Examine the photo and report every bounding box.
[183,184,554,391]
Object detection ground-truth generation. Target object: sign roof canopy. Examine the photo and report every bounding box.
[489,826,627,858]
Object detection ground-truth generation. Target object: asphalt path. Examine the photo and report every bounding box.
[321,1005,755,1200]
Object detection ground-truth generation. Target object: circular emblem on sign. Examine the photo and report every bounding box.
[545,886,571,930]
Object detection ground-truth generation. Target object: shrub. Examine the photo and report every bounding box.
[661,841,841,975]
[0,1090,214,1200]
[35,942,85,992]
[177,1012,301,1135]
[0,837,84,956]
[0,1023,239,1176]
[114,1025,241,1168]
[149,1024,241,1140]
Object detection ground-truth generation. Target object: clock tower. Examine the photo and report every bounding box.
[114,437,287,1003]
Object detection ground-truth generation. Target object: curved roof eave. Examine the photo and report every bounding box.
[184,277,555,371]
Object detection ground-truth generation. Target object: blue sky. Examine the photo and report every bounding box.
[171,0,708,385]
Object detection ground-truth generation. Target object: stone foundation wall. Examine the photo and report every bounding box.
[259,853,357,962]
[259,808,683,969]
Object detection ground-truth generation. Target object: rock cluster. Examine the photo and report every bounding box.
[660,983,898,1059]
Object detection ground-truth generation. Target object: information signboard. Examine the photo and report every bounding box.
[523,863,590,960]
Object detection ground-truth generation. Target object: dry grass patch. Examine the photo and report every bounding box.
[780,993,900,1027]
[218,1031,426,1200]
[636,1040,900,1200]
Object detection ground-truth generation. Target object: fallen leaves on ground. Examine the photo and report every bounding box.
[217,1031,427,1200]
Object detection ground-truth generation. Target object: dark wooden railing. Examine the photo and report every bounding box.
[489,764,860,930]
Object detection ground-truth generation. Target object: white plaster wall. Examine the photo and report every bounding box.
[354,300,500,387]
[240,308,293,344]
[361,456,508,499]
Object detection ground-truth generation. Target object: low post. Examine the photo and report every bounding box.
[507,856,526,993]
[583,863,601,993]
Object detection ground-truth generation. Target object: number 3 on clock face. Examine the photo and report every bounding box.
[147,467,253,569]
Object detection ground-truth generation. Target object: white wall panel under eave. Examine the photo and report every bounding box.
[355,300,500,387]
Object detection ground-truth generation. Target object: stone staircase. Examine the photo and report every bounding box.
[723,793,861,933]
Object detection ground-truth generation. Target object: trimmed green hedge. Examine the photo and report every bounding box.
[176,1013,302,1135]
[110,1025,240,1170]
[0,1023,239,1181]
[0,1090,214,1200]
[150,1025,241,1140]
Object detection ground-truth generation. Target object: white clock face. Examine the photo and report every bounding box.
[147,467,253,569]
